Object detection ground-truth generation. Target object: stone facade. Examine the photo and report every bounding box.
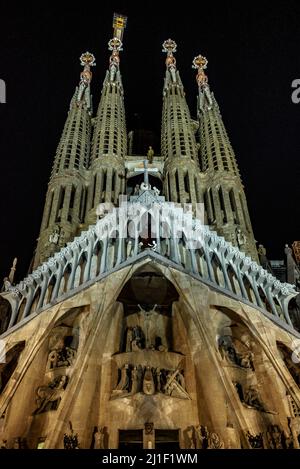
[0,23,299,449]
[0,259,300,449]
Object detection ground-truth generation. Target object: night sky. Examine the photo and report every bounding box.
[0,1,299,283]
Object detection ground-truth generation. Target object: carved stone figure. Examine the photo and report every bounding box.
[236,228,247,247]
[3,277,11,292]
[246,431,264,449]
[266,425,283,449]
[130,366,139,394]
[218,336,254,370]
[34,375,68,414]
[135,304,168,351]
[288,417,300,449]
[164,369,190,399]
[143,366,155,395]
[147,146,154,164]
[194,425,205,449]
[63,422,79,449]
[115,364,130,392]
[156,368,162,392]
[145,422,154,435]
[258,244,268,269]
[49,226,60,245]
[47,347,76,369]
[218,336,238,364]
[244,386,265,411]
[132,325,143,349]
[239,351,254,370]
[134,184,140,195]
[0,439,7,449]
[125,328,133,352]
[93,426,105,449]
[207,432,224,449]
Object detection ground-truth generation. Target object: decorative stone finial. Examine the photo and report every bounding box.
[192,54,209,87]
[162,39,177,82]
[77,52,95,105]
[80,52,96,68]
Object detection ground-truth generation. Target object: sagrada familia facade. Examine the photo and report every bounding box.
[0,14,300,450]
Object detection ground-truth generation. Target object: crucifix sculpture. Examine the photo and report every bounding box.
[134,159,159,190]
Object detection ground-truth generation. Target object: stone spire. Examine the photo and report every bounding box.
[33,53,95,268]
[161,39,202,206]
[86,14,127,223]
[193,55,258,260]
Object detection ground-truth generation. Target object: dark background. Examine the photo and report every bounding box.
[0,1,299,283]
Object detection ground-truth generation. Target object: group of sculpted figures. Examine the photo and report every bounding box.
[112,364,189,399]
[218,335,254,370]
[233,382,275,413]
[34,328,77,414]
[124,305,169,352]
[218,335,278,413]
[34,375,68,414]
[187,425,224,449]
[247,425,295,449]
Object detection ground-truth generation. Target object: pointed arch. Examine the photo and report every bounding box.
[211,253,226,288]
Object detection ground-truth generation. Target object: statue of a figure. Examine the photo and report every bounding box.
[109,50,120,82]
[218,336,238,364]
[47,347,76,369]
[207,432,224,449]
[143,366,155,395]
[194,425,206,449]
[164,369,190,399]
[244,386,265,411]
[3,277,11,291]
[236,228,247,247]
[153,187,160,196]
[0,439,7,449]
[59,229,65,246]
[143,305,157,349]
[93,426,105,449]
[166,54,177,83]
[285,244,293,257]
[34,375,68,414]
[266,425,283,449]
[49,226,60,245]
[134,184,140,195]
[288,417,300,449]
[137,304,168,351]
[239,351,254,370]
[147,146,154,164]
[130,366,139,394]
[246,431,264,449]
[132,326,143,350]
[63,422,79,449]
[258,244,266,258]
[156,368,162,392]
[115,364,130,392]
[125,328,133,352]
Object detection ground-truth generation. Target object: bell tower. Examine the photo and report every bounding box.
[85,14,128,225]
[161,39,203,207]
[33,52,95,269]
[193,54,258,260]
